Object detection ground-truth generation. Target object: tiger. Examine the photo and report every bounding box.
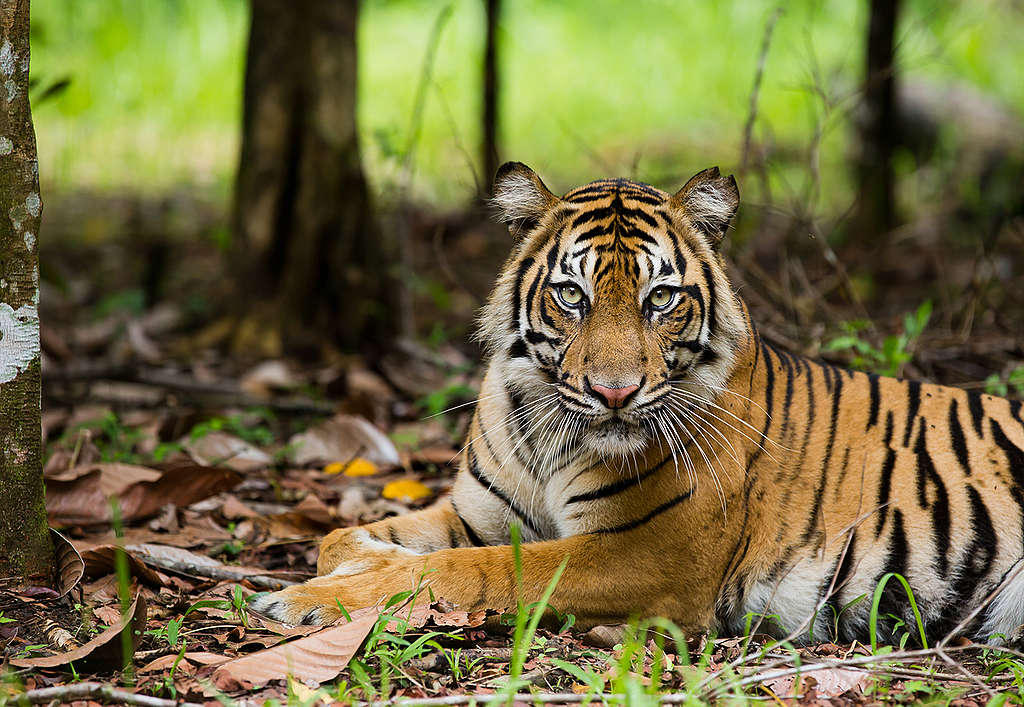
[252,162,1024,644]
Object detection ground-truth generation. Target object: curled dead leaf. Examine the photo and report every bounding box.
[211,607,382,689]
[183,431,272,472]
[288,414,400,468]
[10,594,147,670]
[51,528,84,598]
[46,463,241,526]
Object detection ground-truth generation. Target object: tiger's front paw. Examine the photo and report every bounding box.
[249,579,362,625]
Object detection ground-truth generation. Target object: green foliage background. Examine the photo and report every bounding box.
[29,0,1024,204]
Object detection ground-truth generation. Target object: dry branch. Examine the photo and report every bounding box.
[12,682,203,707]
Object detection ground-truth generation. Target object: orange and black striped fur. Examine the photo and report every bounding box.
[253,163,1024,643]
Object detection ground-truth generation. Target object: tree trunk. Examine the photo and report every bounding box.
[854,0,900,242]
[481,0,501,192]
[0,0,53,584]
[232,0,395,356]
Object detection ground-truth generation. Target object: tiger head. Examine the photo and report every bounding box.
[479,163,751,460]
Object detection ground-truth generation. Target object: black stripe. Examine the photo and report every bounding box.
[776,347,796,443]
[449,499,486,547]
[931,485,997,638]
[524,328,559,345]
[509,257,534,332]
[508,338,529,358]
[990,417,1024,549]
[566,455,669,504]
[914,418,951,577]
[967,391,986,438]
[701,260,718,339]
[873,509,912,642]
[821,362,834,394]
[1010,399,1023,425]
[592,488,694,535]
[746,337,776,470]
[875,445,897,538]
[902,381,921,447]
[802,367,844,543]
[948,398,971,475]
[389,526,401,546]
[466,445,542,536]
[992,417,1024,479]
[458,515,485,547]
[883,408,896,446]
[867,373,881,430]
[447,524,460,549]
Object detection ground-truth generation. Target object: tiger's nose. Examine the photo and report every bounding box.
[585,379,641,409]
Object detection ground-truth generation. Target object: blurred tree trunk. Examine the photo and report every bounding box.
[0,0,54,584]
[854,0,900,242]
[233,0,395,356]
[481,0,500,193]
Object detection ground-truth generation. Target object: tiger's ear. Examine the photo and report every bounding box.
[492,161,559,236]
[670,167,739,248]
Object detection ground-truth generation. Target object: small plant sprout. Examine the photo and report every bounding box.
[826,300,932,377]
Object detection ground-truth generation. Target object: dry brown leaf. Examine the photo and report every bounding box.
[292,494,334,526]
[45,462,160,492]
[92,604,123,626]
[10,594,147,670]
[288,414,400,468]
[46,463,241,526]
[139,654,195,675]
[220,495,260,520]
[183,431,273,472]
[240,360,299,397]
[51,528,84,598]
[582,624,628,649]
[803,667,870,697]
[210,607,382,689]
[212,603,484,689]
[183,651,231,666]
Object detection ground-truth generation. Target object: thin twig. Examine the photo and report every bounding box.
[740,7,783,177]
[13,682,203,707]
[707,644,998,699]
[44,364,336,414]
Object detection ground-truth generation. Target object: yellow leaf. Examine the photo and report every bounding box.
[323,458,379,476]
[381,479,432,503]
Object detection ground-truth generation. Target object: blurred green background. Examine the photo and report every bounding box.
[30,0,1024,205]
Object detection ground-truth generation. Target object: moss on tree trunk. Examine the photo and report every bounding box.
[0,0,53,584]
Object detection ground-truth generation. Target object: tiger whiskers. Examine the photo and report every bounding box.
[452,391,561,465]
[670,383,779,446]
[661,402,728,518]
[669,386,789,463]
[668,396,743,471]
[653,409,695,492]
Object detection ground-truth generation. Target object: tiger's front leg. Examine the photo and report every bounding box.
[251,498,482,624]
[251,507,718,632]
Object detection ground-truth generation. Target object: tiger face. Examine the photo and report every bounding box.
[480,163,750,459]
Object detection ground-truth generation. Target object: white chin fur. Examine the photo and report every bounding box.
[580,423,648,458]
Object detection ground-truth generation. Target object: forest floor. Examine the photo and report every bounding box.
[3,189,1024,706]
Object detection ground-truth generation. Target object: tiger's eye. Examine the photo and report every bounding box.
[559,284,583,306]
[649,287,674,309]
